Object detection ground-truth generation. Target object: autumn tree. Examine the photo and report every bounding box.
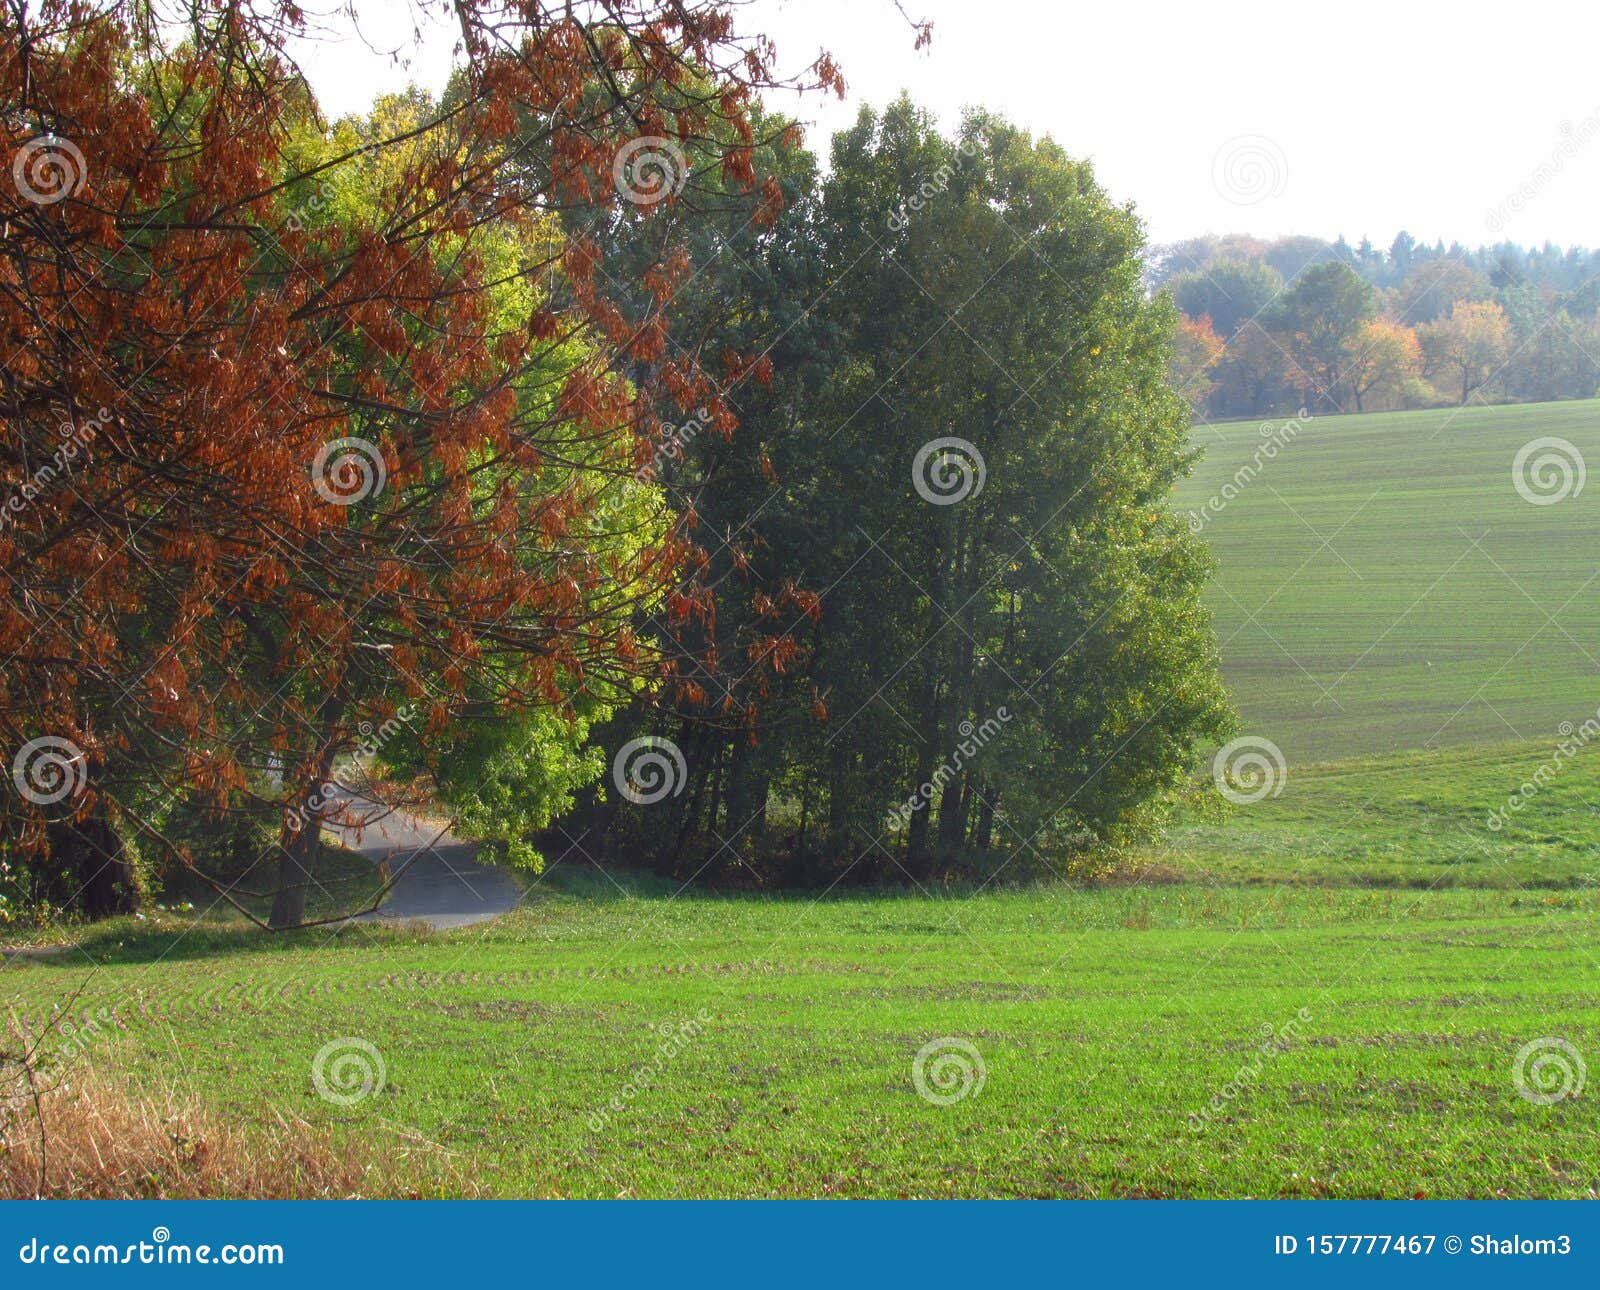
[1168,315,1225,413]
[1207,320,1296,418]
[1344,319,1423,411]
[1420,301,1513,405]
[0,0,837,924]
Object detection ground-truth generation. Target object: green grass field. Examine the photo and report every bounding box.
[1141,739,1600,889]
[1175,400,1600,764]
[6,400,1600,1198]
[3,873,1597,1198]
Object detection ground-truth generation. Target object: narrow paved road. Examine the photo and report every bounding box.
[323,791,522,930]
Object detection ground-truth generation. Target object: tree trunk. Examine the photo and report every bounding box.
[826,751,851,846]
[936,767,967,855]
[725,741,770,845]
[51,800,138,919]
[704,742,726,838]
[666,721,708,867]
[269,695,345,929]
[905,678,939,877]
[268,813,319,929]
[974,784,996,853]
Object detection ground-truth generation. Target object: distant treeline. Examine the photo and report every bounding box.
[1150,233,1600,418]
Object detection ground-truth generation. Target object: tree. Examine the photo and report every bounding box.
[1394,259,1490,325]
[1420,301,1514,405]
[1168,315,1225,413]
[1387,230,1417,283]
[1504,311,1599,404]
[1167,259,1283,340]
[1272,262,1376,410]
[1207,321,1296,418]
[0,0,836,924]
[1262,235,1337,284]
[799,103,1232,877]
[550,106,838,880]
[1344,320,1423,411]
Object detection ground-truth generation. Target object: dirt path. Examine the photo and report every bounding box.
[324,791,523,930]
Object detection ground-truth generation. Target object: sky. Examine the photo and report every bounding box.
[290,0,1600,251]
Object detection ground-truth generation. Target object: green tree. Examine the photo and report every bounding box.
[805,101,1232,876]
[1505,311,1598,403]
[1168,259,1284,340]
[1394,259,1490,325]
[1273,262,1377,409]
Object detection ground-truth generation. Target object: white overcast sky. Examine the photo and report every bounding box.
[290,0,1600,250]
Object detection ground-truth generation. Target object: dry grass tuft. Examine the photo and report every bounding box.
[1,1061,467,1199]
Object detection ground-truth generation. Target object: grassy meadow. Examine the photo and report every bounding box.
[6,398,1600,1198]
[1142,739,1600,889]
[3,871,1597,1198]
[1175,399,1600,763]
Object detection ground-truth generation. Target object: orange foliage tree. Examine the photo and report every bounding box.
[1167,314,1225,413]
[0,0,838,924]
[1343,319,1423,412]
